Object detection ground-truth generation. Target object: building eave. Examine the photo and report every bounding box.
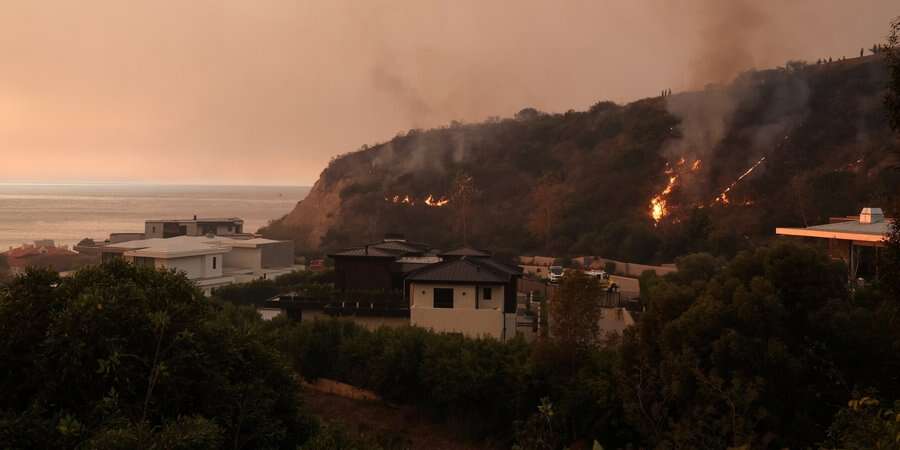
[775,227,886,243]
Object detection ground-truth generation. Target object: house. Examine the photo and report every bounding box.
[144,216,245,239]
[406,248,522,340]
[100,235,296,295]
[776,207,893,281]
[2,241,83,275]
[328,235,439,292]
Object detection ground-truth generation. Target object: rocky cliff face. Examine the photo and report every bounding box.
[264,55,899,262]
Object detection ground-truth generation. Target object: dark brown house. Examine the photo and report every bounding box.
[328,236,439,292]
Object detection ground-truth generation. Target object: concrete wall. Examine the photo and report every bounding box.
[578,256,677,277]
[409,283,504,310]
[411,307,510,339]
[597,307,635,336]
[261,241,294,268]
[155,254,223,279]
[224,247,262,270]
[145,222,164,238]
[302,310,409,330]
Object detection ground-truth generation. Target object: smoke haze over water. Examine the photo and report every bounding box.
[0,0,894,185]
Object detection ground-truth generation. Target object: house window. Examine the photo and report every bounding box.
[483,287,492,300]
[434,288,454,308]
[212,256,217,270]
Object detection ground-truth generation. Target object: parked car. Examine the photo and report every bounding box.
[548,265,564,283]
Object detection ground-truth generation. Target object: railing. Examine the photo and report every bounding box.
[264,290,410,318]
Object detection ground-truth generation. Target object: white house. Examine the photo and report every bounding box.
[405,248,522,340]
[100,235,296,295]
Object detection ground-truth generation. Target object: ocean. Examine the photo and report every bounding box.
[0,184,309,251]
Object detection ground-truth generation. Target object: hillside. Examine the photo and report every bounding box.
[263,55,900,263]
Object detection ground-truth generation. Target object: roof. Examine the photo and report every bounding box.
[405,256,521,284]
[329,238,435,259]
[102,236,231,258]
[440,247,491,257]
[145,217,244,224]
[776,219,892,243]
[329,246,402,258]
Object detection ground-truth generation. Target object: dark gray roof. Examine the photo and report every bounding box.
[328,246,400,258]
[405,257,519,284]
[440,247,491,257]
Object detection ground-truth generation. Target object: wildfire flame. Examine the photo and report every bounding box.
[713,156,766,205]
[650,174,678,223]
[385,194,450,207]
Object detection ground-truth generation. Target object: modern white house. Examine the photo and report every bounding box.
[776,207,893,280]
[406,249,522,340]
[144,217,246,239]
[100,235,296,295]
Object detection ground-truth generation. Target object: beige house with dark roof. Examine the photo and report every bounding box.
[406,249,522,340]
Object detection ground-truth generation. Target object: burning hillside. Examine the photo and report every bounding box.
[385,194,450,207]
[265,55,898,262]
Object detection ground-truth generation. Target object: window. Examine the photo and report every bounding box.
[483,287,492,300]
[134,256,154,268]
[212,256,217,270]
[433,288,454,308]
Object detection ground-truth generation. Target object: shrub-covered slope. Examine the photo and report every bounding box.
[264,56,899,263]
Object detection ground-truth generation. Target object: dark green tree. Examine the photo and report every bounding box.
[0,261,313,449]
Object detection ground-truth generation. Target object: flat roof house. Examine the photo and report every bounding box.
[144,217,245,239]
[776,207,893,280]
[406,248,522,340]
[100,235,295,295]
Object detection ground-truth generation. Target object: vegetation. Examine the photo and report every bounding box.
[0,261,315,449]
[265,53,899,264]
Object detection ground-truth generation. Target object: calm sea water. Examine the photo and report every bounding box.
[0,184,309,251]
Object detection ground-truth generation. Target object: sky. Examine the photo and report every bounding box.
[0,1,896,186]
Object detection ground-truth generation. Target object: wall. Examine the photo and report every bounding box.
[578,256,677,277]
[597,307,635,336]
[260,241,294,268]
[302,310,409,330]
[224,247,262,270]
[334,257,394,291]
[411,307,508,339]
[155,253,223,279]
[145,222,164,238]
[409,283,504,310]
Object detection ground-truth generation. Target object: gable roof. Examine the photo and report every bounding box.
[329,238,436,259]
[405,256,521,284]
[329,246,400,258]
[439,247,491,258]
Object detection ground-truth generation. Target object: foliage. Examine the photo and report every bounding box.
[0,261,314,449]
[266,53,899,264]
[824,397,900,450]
[549,271,603,349]
[618,242,900,449]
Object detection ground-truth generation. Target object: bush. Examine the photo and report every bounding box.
[0,261,315,449]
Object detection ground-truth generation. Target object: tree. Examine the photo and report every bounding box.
[528,175,568,250]
[549,271,603,350]
[881,17,900,299]
[0,261,314,448]
[450,172,478,245]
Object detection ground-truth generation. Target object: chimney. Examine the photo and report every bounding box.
[193,214,197,220]
[859,207,884,224]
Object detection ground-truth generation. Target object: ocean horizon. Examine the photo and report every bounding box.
[0,184,310,251]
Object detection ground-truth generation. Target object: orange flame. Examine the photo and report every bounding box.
[385,194,449,207]
[714,156,766,205]
[650,175,678,223]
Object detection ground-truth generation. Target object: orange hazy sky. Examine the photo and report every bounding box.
[0,0,896,185]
